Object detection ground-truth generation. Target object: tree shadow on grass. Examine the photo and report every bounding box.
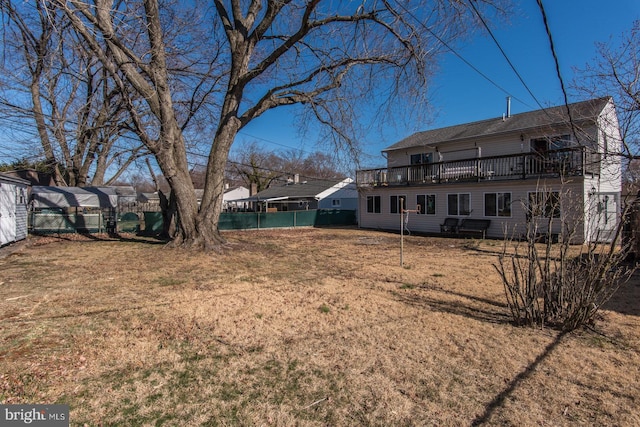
[470,330,569,426]
[602,269,640,317]
[30,231,169,246]
[390,283,570,425]
[391,285,511,325]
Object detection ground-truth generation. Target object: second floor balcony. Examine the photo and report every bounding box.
[356,147,601,188]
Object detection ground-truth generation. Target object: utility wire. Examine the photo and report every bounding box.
[535,0,579,139]
[185,148,345,183]
[466,0,544,111]
[395,1,531,108]
[237,130,314,155]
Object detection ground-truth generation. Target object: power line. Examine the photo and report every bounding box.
[394,1,531,109]
[184,147,345,182]
[535,0,579,138]
[466,0,544,111]
[0,113,338,182]
[236,130,314,155]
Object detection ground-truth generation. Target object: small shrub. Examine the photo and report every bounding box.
[495,189,636,331]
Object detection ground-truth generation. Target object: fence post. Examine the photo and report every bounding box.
[400,197,404,266]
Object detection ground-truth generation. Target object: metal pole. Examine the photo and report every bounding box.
[400,197,404,266]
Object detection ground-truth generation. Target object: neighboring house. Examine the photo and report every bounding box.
[1,169,55,186]
[110,185,138,205]
[356,97,622,243]
[248,177,358,212]
[137,186,250,211]
[138,192,161,204]
[0,173,29,246]
[222,186,250,211]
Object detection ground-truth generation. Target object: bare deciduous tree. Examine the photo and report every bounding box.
[48,0,505,249]
[228,142,345,193]
[0,0,148,186]
[574,20,640,160]
[229,142,286,193]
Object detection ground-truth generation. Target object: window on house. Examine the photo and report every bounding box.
[528,191,560,218]
[531,135,572,152]
[551,134,572,150]
[366,195,381,213]
[484,192,512,217]
[390,195,406,214]
[331,199,341,208]
[447,193,471,216]
[417,194,436,215]
[410,153,433,165]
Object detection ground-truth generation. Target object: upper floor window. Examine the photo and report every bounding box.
[531,135,572,154]
[410,153,433,165]
[447,193,471,216]
[331,199,341,208]
[417,194,436,215]
[484,192,512,217]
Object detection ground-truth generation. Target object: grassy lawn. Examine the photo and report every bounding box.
[1,228,639,426]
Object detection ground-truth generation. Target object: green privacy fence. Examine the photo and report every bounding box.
[141,209,356,234]
[30,209,356,235]
[31,211,143,234]
[30,212,107,234]
[218,209,356,230]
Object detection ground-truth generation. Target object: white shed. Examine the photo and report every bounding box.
[0,173,29,246]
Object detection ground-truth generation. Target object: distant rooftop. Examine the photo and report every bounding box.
[251,179,349,200]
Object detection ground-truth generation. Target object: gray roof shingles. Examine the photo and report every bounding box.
[384,97,611,152]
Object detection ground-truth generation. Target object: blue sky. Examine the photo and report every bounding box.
[237,0,640,168]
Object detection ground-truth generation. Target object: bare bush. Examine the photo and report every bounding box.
[495,188,635,331]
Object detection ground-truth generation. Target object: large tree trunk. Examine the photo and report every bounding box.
[154,145,201,247]
[50,0,479,250]
[195,120,239,249]
[30,81,67,186]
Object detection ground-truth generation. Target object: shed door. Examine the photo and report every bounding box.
[0,184,17,245]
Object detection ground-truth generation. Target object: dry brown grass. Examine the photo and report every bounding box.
[1,228,639,426]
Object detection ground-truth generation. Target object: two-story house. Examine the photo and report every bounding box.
[356,97,622,243]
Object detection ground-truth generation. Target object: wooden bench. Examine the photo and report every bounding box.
[458,218,491,239]
[440,218,459,233]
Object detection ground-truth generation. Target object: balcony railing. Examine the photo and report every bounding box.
[356,147,601,188]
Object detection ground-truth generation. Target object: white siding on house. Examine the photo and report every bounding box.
[359,180,587,241]
[316,179,359,210]
[598,101,623,193]
[387,127,603,169]
[223,186,250,202]
[359,98,622,243]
